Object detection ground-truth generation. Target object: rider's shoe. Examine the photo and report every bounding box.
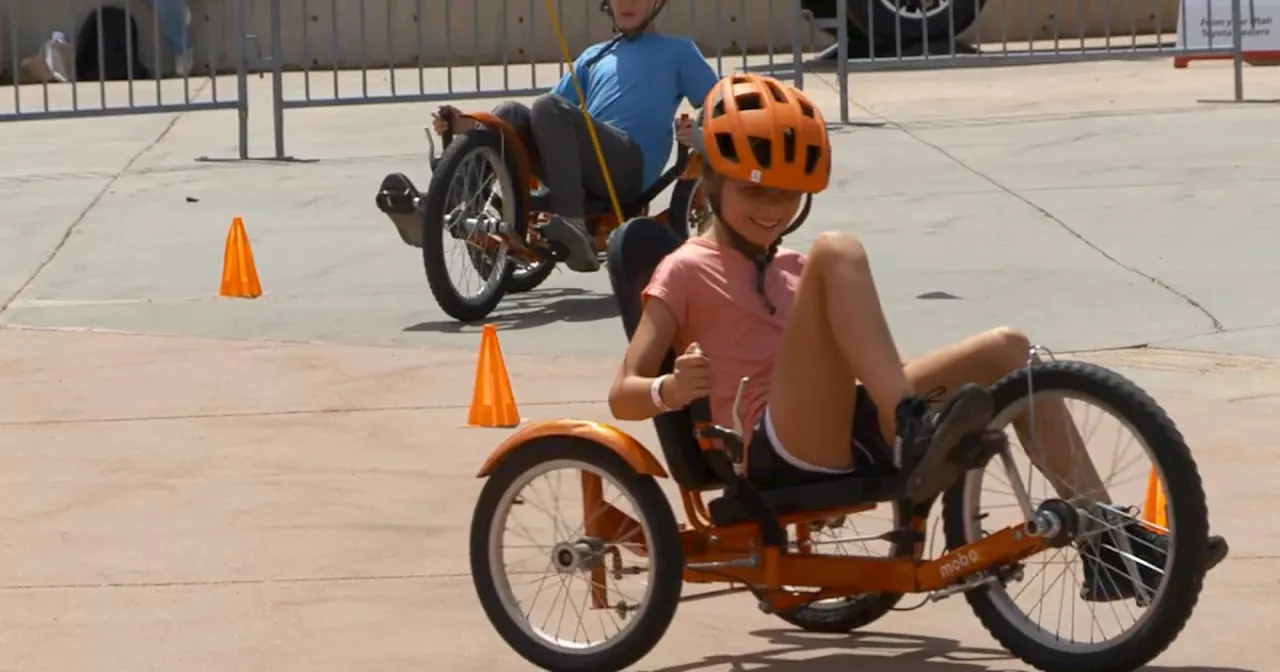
[542,215,601,272]
[898,383,995,504]
[1079,506,1230,602]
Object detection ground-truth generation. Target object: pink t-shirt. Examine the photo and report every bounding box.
[642,236,805,439]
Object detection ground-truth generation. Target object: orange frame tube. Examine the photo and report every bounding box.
[580,478,1047,611]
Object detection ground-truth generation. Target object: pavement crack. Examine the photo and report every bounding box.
[0,80,209,317]
[895,126,1225,334]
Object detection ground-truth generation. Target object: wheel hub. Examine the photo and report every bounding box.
[550,540,603,574]
[879,0,949,19]
[1025,498,1082,548]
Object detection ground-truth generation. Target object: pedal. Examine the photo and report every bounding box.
[375,172,424,248]
[906,430,991,507]
[949,430,1006,471]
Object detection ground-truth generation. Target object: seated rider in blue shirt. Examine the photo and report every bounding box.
[435,0,719,273]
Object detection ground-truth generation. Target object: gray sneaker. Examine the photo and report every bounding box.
[542,215,600,272]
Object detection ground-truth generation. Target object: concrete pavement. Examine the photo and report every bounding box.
[2,59,1280,670]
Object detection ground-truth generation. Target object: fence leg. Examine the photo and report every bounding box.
[1230,0,1244,102]
[236,0,250,159]
[836,0,849,123]
[270,0,287,160]
[790,0,804,90]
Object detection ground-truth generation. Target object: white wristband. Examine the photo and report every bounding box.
[650,374,675,413]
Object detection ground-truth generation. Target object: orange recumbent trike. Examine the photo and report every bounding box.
[467,218,1212,672]
[375,108,811,324]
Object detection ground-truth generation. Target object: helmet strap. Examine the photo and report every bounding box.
[705,182,779,315]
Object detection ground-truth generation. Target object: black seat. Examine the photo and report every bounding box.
[607,217,723,491]
[606,218,905,528]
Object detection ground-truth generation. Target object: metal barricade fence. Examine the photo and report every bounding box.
[815,0,1251,121]
[263,0,814,159]
[0,0,251,157]
[0,0,1259,156]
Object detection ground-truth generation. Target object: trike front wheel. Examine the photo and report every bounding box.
[942,360,1210,672]
[469,437,684,671]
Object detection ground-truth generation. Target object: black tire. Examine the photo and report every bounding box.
[506,258,556,294]
[941,361,1209,672]
[804,0,986,46]
[421,130,527,322]
[772,502,913,633]
[469,437,684,672]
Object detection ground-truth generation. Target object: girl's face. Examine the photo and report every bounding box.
[713,176,804,248]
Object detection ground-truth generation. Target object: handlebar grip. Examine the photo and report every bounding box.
[688,397,712,425]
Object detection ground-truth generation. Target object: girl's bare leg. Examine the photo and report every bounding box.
[768,231,1106,502]
[767,232,919,470]
[902,329,1108,503]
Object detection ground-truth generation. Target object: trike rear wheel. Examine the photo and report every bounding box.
[771,502,914,633]
[506,258,556,294]
[421,130,527,322]
[941,361,1209,672]
[469,437,683,671]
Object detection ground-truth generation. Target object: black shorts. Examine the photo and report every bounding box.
[745,386,896,490]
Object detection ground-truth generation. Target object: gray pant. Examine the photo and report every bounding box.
[493,93,646,219]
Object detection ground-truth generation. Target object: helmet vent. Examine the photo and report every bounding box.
[735,93,764,111]
[714,132,739,163]
[804,145,822,175]
[782,127,797,164]
[748,137,772,169]
[764,79,788,103]
[798,98,815,118]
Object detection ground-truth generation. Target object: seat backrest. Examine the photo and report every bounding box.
[607,217,722,490]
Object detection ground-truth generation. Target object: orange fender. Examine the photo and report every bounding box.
[477,419,669,479]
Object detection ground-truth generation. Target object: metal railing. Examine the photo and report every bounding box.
[262,0,814,158]
[817,0,1251,121]
[0,0,1260,158]
[1,0,250,157]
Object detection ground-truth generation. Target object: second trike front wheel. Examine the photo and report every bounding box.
[470,437,684,671]
[942,360,1210,672]
[421,129,528,322]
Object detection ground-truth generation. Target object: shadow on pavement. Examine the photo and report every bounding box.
[647,629,1256,672]
[404,287,619,334]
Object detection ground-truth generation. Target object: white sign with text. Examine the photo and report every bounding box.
[1178,0,1280,51]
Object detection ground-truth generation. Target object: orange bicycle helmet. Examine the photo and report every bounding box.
[697,73,831,194]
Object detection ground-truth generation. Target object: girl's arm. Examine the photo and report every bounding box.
[608,298,681,421]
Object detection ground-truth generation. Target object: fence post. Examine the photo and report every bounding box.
[270,0,287,159]
[836,0,849,123]
[1230,0,1244,101]
[790,0,805,90]
[235,0,250,159]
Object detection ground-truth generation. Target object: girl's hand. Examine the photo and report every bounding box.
[668,342,712,406]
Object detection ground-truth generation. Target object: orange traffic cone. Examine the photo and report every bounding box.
[219,216,262,298]
[468,324,521,427]
[1141,468,1168,532]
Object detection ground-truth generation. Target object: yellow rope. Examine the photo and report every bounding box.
[542,0,626,225]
